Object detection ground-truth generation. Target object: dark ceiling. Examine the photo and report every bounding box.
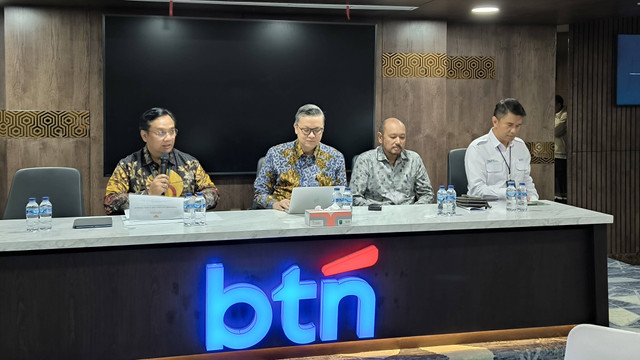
[1,0,640,25]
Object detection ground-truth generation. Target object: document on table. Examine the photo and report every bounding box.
[122,195,224,226]
[129,194,183,221]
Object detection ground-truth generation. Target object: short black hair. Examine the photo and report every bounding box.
[493,98,526,119]
[555,95,564,107]
[139,107,176,131]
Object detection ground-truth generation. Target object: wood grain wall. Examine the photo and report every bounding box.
[2,7,96,216]
[0,10,6,212]
[1,7,556,217]
[569,16,640,259]
[381,22,555,195]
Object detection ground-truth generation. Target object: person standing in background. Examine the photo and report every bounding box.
[554,95,568,203]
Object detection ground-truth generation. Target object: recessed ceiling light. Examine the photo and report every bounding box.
[471,6,500,14]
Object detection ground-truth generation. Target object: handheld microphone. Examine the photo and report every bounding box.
[160,152,169,175]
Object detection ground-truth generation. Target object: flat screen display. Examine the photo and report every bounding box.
[103,15,376,175]
[617,34,640,106]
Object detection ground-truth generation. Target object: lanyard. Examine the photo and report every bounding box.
[497,146,512,180]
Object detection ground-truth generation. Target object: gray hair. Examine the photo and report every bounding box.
[295,104,325,124]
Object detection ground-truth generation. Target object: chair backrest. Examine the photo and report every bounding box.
[3,167,85,219]
[256,156,266,175]
[251,157,267,209]
[352,154,359,170]
[447,148,468,196]
[564,324,640,360]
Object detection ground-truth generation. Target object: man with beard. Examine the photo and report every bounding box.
[350,117,434,206]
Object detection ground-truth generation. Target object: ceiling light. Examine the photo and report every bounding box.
[471,6,500,14]
[125,0,418,11]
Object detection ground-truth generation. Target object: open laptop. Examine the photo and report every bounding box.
[286,186,343,214]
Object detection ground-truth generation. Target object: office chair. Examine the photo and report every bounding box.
[256,156,266,175]
[447,148,468,196]
[3,167,85,219]
[564,324,640,360]
[251,157,266,209]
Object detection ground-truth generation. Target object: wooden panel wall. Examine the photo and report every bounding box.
[0,10,6,212]
[2,8,556,215]
[447,24,556,199]
[381,20,448,188]
[2,7,94,216]
[570,16,640,259]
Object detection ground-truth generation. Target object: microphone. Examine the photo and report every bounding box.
[160,152,169,175]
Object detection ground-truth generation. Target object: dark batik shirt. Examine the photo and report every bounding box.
[104,146,219,215]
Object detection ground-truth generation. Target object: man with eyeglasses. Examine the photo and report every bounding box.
[254,104,347,211]
[350,117,434,206]
[104,107,220,215]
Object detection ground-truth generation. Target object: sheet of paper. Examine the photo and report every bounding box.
[129,194,183,220]
[122,206,224,227]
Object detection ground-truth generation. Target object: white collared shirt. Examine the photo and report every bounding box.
[464,129,539,200]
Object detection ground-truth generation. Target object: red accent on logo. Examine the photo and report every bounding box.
[321,245,379,276]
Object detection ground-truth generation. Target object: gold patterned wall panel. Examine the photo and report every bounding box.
[382,53,495,79]
[526,141,554,164]
[0,110,90,138]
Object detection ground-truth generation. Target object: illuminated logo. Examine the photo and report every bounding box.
[205,245,379,351]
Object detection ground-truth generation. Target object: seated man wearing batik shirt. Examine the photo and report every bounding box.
[464,98,539,200]
[104,107,220,215]
[254,104,347,211]
[350,117,434,206]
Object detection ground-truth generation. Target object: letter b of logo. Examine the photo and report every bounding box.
[205,264,273,350]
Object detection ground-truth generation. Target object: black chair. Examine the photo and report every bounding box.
[447,148,468,196]
[3,167,85,219]
[251,157,266,209]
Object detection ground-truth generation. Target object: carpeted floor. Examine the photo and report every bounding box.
[280,258,640,360]
[608,258,640,332]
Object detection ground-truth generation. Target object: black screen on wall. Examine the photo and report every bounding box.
[103,15,376,175]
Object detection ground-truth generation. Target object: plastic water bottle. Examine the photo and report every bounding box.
[25,198,39,232]
[506,180,517,212]
[39,196,53,231]
[342,187,353,211]
[331,187,342,209]
[446,185,457,216]
[437,185,447,216]
[183,193,193,227]
[517,182,528,212]
[194,192,207,226]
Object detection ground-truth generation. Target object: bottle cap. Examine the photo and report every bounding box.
[42,196,49,201]
[28,197,36,201]
[186,193,192,197]
[345,187,350,191]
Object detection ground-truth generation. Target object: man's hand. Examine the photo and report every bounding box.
[273,199,290,211]
[149,174,170,196]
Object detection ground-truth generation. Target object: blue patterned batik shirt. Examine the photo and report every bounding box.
[254,140,347,209]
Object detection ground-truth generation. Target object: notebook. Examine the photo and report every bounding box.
[286,186,343,214]
[73,217,113,229]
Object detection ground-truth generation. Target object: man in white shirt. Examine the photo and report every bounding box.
[464,98,539,201]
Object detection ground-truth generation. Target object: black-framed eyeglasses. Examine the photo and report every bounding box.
[148,128,178,138]
[296,125,324,136]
